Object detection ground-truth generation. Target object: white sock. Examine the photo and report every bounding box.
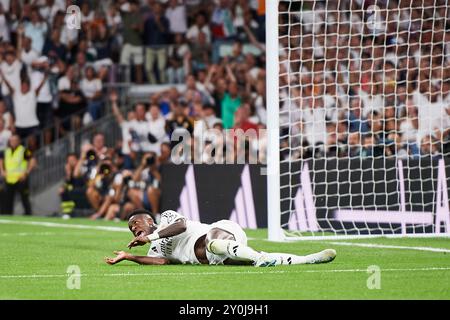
[207,239,262,262]
[271,253,308,265]
[271,251,331,265]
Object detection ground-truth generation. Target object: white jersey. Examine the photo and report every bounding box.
[147,210,248,265]
[147,210,211,265]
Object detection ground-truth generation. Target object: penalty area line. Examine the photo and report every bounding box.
[1,267,450,279]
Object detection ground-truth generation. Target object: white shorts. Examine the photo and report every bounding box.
[120,44,144,65]
[206,220,248,265]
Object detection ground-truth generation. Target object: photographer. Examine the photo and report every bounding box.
[87,159,118,220]
[127,152,161,217]
[59,153,85,217]
[103,169,137,221]
[74,144,100,183]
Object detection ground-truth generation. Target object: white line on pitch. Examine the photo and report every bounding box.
[0,232,55,237]
[327,241,450,253]
[0,219,129,233]
[0,219,263,238]
[1,266,450,279]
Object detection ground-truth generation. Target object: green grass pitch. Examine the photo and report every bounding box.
[0,216,449,300]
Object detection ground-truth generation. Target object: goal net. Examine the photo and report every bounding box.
[266,0,450,240]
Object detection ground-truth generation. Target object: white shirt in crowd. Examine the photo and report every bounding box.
[359,90,384,118]
[2,112,11,129]
[302,106,328,147]
[166,4,188,34]
[20,49,40,69]
[0,128,11,151]
[13,89,39,128]
[57,76,71,91]
[413,90,450,142]
[399,118,418,144]
[0,59,22,96]
[0,0,10,12]
[129,119,157,154]
[146,113,168,155]
[80,77,102,99]
[186,24,211,43]
[31,71,52,103]
[0,13,10,42]
[120,121,134,155]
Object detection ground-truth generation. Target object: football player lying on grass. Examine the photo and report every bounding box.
[105,209,336,267]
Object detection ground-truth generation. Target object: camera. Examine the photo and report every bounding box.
[146,154,156,167]
[99,163,112,176]
[122,175,133,186]
[86,149,97,163]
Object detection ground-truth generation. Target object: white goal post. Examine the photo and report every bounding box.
[266,0,450,241]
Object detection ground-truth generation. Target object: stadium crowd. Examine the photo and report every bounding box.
[0,0,267,153]
[6,0,266,220]
[278,0,450,161]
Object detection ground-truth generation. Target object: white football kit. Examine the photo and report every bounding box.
[147,210,248,265]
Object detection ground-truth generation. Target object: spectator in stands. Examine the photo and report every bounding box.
[166,100,194,149]
[211,0,236,63]
[158,142,173,165]
[420,135,441,159]
[18,29,39,72]
[188,30,211,73]
[165,0,188,36]
[30,57,53,146]
[233,105,259,133]
[0,3,9,43]
[348,96,369,134]
[143,1,170,84]
[167,34,190,84]
[186,12,211,44]
[347,132,361,158]
[120,0,144,84]
[221,80,241,129]
[23,7,47,54]
[131,103,157,156]
[0,47,22,111]
[0,100,12,130]
[110,91,136,170]
[0,69,48,141]
[360,133,384,158]
[147,103,168,155]
[57,68,86,134]
[0,117,11,152]
[42,29,67,61]
[80,66,103,121]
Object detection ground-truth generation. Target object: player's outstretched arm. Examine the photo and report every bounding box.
[105,251,170,266]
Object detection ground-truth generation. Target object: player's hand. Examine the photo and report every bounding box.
[105,251,129,265]
[127,235,150,249]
